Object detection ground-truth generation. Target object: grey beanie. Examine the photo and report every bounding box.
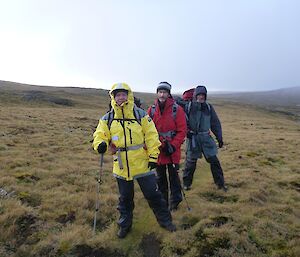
[157,81,172,93]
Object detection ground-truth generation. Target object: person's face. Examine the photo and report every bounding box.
[114,91,128,106]
[157,89,169,103]
[196,93,206,103]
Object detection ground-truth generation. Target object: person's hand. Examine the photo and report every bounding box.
[148,162,157,170]
[109,143,117,154]
[97,142,107,154]
[163,141,176,156]
[218,140,224,148]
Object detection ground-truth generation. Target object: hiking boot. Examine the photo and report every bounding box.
[183,185,191,191]
[117,226,131,239]
[161,223,177,232]
[218,185,228,192]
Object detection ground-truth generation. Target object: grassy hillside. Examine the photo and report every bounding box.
[0,82,299,257]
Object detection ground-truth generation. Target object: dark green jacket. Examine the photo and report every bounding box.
[185,101,222,158]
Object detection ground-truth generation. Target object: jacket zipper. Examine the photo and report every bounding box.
[128,128,133,144]
[121,108,130,178]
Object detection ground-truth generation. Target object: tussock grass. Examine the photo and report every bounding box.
[0,85,299,256]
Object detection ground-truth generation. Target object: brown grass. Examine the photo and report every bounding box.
[0,84,299,257]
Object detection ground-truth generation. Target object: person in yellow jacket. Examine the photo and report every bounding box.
[93,83,176,238]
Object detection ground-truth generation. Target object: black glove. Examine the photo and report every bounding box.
[218,140,224,148]
[148,162,157,170]
[97,142,107,154]
[187,131,193,139]
[163,141,176,156]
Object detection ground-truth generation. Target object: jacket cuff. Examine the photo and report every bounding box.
[217,137,223,143]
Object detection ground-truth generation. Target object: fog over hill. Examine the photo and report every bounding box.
[211,87,300,107]
[2,80,299,105]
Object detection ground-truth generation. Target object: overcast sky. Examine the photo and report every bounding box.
[0,0,299,93]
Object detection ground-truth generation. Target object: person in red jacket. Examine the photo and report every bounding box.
[148,82,187,211]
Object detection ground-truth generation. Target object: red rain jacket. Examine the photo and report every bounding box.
[147,97,187,165]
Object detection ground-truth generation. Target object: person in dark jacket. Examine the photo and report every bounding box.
[148,82,187,211]
[182,85,227,192]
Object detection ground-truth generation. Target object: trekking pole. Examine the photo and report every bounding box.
[167,144,191,211]
[93,153,104,235]
[176,168,191,211]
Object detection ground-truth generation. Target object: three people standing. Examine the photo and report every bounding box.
[92,82,226,238]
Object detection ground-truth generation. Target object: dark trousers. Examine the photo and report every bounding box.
[116,174,172,229]
[156,164,183,207]
[183,154,225,188]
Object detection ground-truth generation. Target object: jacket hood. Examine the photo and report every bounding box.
[109,83,134,112]
[182,88,195,101]
[193,85,207,100]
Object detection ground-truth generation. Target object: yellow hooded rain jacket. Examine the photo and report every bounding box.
[93,83,161,181]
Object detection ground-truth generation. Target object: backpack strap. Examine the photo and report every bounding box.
[206,102,211,112]
[184,101,211,122]
[172,102,178,120]
[107,109,115,130]
[106,105,144,130]
[185,101,192,117]
[133,105,142,126]
[150,104,156,119]
[150,103,178,120]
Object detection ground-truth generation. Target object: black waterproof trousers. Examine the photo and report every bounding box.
[183,154,225,188]
[116,174,172,229]
[156,164,183,208]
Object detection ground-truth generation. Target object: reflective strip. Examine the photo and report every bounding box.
[133,170,155,179]
[113,170,156,180]
[117,150,123,169]
[116,144,145,170]
[116,143,145,152]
